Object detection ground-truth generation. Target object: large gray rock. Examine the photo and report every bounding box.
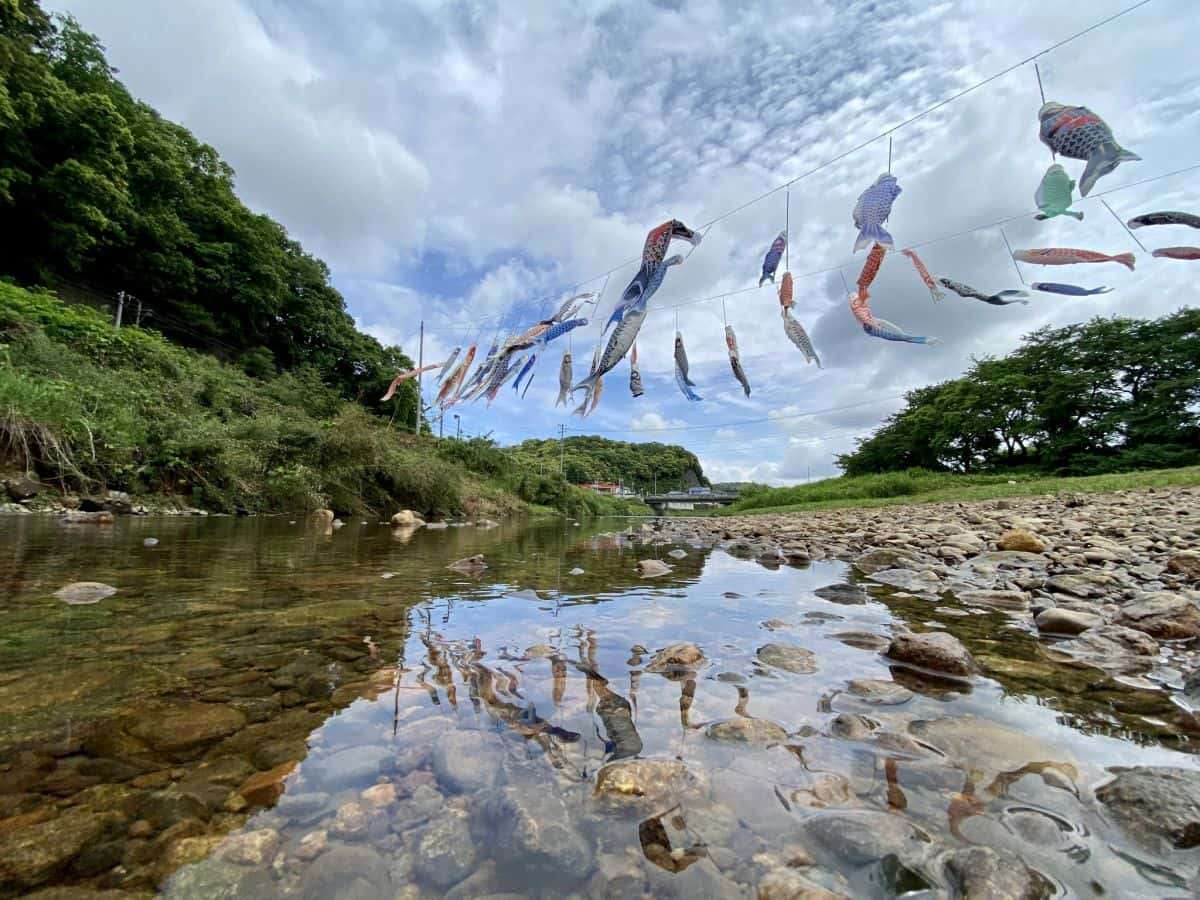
[414,811,476,889]
[887,631,975,677]
[867,568,942,593]
[432,730,503,793]
[299,844,390,899]
[1167,552,1200,582]
[3,475,41,501]
[645,642,705,674]
[1045,573,1113,599]
[956,589,1030,611]
[854,548,935,575]
[126,701,246,757]
[939,845,1047,899]
[482,785,593,881]
[1116,592,1200,639]
[1035,608,1103,635]
[1096,766,1200,854]
[757,643,818,674]
[803,810,930,867]
[813,583,868,605]
[846,678,913,706]
[1050,625,1159,674]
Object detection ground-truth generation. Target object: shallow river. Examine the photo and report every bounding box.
[1,515,1198,898]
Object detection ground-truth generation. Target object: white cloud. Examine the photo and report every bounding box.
[53,0,1200,483]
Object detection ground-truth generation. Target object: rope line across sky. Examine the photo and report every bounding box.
[400,0,1165,346]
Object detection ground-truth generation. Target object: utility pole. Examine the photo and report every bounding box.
[454,414,461,440]
[438,411,444,439]
[558,424,565,475]
[134,297,143,327]
[413,320,424,436]
[114,291,124,328]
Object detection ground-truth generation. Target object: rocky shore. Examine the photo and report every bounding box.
[660,484,1200,684]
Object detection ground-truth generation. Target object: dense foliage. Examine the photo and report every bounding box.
[0,2,415,415]
[1,283,490,514]
[838,310,1200,477]
[509,435,707,494]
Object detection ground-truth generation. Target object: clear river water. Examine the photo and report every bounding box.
[1,514,1198,898]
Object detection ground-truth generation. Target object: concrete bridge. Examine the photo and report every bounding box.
[642,491,739,514]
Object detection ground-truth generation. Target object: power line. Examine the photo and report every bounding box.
[405,0,1160,338]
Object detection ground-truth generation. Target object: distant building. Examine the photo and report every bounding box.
[581,482,621,495]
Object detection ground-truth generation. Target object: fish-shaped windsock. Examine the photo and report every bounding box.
[587,375,604,416]
[850,290,939,346]
[725,325,751,397]
[437,345,476,408]
[380,363,441,401]
[900,249,944,302]
[938,277,1029,306]
[521,372,535,400]
[505,322,552,352]
[782,308,821,367]
[674,360,702,402]
[1127,211,1200,230]
[1031,282,1113,296]
[629,344,644,398]
[572,346,603,417]
[513,354,537,393]
[852,173,901,253]
[1012,248,1135,270]
[674,331,696,388]
[1034,164,1083,221]
[605,254,684,333]
[550,293,596,323]
[778,272,794,309]
[1038,103,1139,197]
[643,219,702,265]
[857,242,887,294]
[556,351,573,407]
[760,231,787,286]
[436,347,461,383]
[1152,246,1200,260]
[537,318,588,346]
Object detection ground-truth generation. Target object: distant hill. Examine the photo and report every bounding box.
[509,436,707,494]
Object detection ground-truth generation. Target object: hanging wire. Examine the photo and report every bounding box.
[1100,198,1149,252]
[838,269,851,295]
[998,226,1026,285]
[721,296,728,327]
[887,136,893,173]
[784,189,790,271]
[1034,62,1055,160]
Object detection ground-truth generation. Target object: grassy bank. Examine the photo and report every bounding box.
[0,282,648,518]
[715,467,1200,516]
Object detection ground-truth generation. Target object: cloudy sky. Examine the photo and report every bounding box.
[51,0,1200,484]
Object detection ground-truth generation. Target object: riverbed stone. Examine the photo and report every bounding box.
[127,701,246,756]
[305,744,389,792]
[1116,592,1200,639]
[757,643,818,674]
[1051,625,1160,673]
[594,758,706,804]
[447,554,486,572]
[1167,551,1200,581]
[482,785,593,880]
[218,828,280,866]
[757,867,849,899]
[706,716,789,744]
[299,843,390,899]
[1096,766,1200,854]
[0,808,119,890]
[887,631,975,676]
[432,730,503,793]
[997,530,1047,553]
[854,548,933,575]
[646,642,705,673]
[237,760,297,808]
[803,810,930,867]
[956,589,1030,611]
[846,679,913,706]
[813,583,868,605]
[53,582,117,605]
[637,558,672,577]
[940,845,1045,899]
[1045,573,1113,599]
[414,810,476,888]
[1035,608,1104,635]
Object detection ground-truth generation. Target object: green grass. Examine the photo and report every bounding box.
[715,466,1200,517]
[0,282,635,518]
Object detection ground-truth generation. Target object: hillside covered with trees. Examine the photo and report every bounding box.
[0,2,413,415]
[510,436,707,494]
[838,310,1200,477]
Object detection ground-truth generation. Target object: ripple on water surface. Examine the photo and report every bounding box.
[0,515,1198,897]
